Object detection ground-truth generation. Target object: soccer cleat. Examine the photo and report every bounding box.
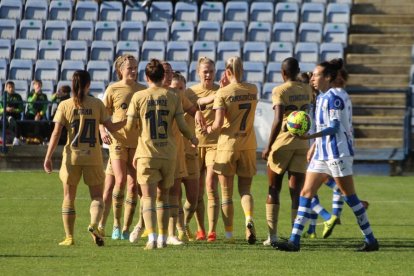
[207,232,217,242]
[129,226,145,243]
[356,239,379,252]
[88,225,104,246]
[302,232,317,239]
[322,215,339,239]
[273,240,300,252]
[121,230,130,240]
[246,221,257,245]
[97,226,105,237]
[141,229,149,238]
[111,226,121,240]
[59,237,74,246]
[195,230,206,241]
[157,239,167,249]
[166,236,184,245]
[144,240,157,250]
[263,236,277,246]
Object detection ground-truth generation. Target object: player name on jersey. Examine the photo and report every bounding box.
[229,93,257,102]
[147,99,168,106]
[73,108,93,116]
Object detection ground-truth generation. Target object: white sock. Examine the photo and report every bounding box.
[148,233,157,242]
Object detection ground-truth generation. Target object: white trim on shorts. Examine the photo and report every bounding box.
[307,156,353,177]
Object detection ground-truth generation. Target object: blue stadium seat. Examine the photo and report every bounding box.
[34,60,59,83]
[87,60,111,85]
[215,60,225,81]
[174,2,198,23]
[323,23,348,45]
[75,1,99,22]
[167,41,190,62]
[248,22,271,43]
[44,20,68,43]
[250,2,274,23]
[0,39,12,63]
[299,22,323,43]
[90,41,114,62]
[262,82,280,100]
[299,62,317,74]
[39,40,62,62]
[222,21,246,42]
[320,42,344,61]
[197,21,221,42]
[14,39,38,61]
[89,81,106,98]
[0,58,7,81]
[141,41,165,61]
[49,0,73,23]
[171,21,195,42]
[19,19,43,41]
[200,2,224,23]
[217,41,241,62]
[120,21,144,43]
[24,0,48,23]
[272,22,297,43]
[301,3,325,23]
[295,42,319,63]
[225,1,249,23]
[125,3,148,25]
[188,61,197,81]
[192,41,216,61]
[138,61,147,82]
[0,19,17,44]
[95,21,119,44]
[99,1,123,25]
[116,41,140,60]
[269,42,294,62]
[0,0,23,23]
[70,20,94,46]
[275,2,299,23]
[150,1,173,23]
[60,60,85,81]
[9,59,33,81]
[64,40,88,64]
[9,79,29,99]
[243,62,265,83]
[266,62,283,83]
[243,42,267,63]
[326,3,350,25]
[146,21,169,42]
[169,61,188,80]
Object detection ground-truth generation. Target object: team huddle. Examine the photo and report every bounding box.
[43,54,379,252]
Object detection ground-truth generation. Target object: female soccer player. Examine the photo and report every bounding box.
[100,54,146,240]
[274,59,379,252]
[43,70,125,246]
[206,56,258,244]
[126,59,198,250]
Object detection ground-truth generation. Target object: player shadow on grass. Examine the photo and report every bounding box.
[0,254,65,258]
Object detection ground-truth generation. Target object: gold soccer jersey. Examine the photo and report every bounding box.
[54,97,109,166]
[270,81,313,151]
[103,81,146,147]
[213,82,258,151]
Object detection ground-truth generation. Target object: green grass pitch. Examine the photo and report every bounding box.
[0,172,413,275]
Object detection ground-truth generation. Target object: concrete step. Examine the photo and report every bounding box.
[346,64,410,75]
[349,34,414,45]
[354,0,414,5]
[354,126,404,138]
[350,24,414,34]
[346,54,411,65]
[348,74,409,87]
[350,94,407,106]
[346,44,412,55]
[353,115,404,125]
[353,106,406,116]
[352,14,414,25]
[352,4,414,15]
[355,138,404,148]
[348,84,410,89]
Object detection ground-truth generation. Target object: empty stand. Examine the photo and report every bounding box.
[9,59,33,81]
[14,39,38,61]
[200,2,224,23]
[141,41,165,61]
[90,41,114,62]
[166,41,190,62]
[70,20,94,46]
[64,40,88,64]
[49,0,73,23]
[38,40,62,62]
[146,21,169,42]
[87,60,111,85]
[34,59,59,82]
[120,21,144,43]
[222,21,246,42]
[75,1,99,22]
[248,22,271,43]
[24,0,48,23]
[116,41,140,60]
[243,42,267,63]
[250,2,273,23]
[217,41,241,62]
[192,41,216,61]
[197,21,221,42]
[174,2,198,23]
[243,62,265,83]
[269,42,294,62]
[95,21,119,44]
[19,20,43,41]
[225,1,249,23]
[44,20,68,42]
[99,1,123,25]
[60,60,85,81]
[150,1,173,23]
[275,2,299,24]
[0,19,17,43]
[170,21,195,42]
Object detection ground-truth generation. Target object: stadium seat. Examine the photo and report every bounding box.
[295,42,319,63]
[248,22,271,43]
[174,2,198,23]
[269,42,294,62]
[0,58,7,81]
[215,60,225,81]
[166,41,190,62]
[87,60,111,85]
[9,79,29,99]
[34,60,59,83]
[200,2,224,23]
[150,1,173,23]
[75,0,99,22]
[38,40,62,62]
[60,60,85,81]
[70,20,94,46]
[299,62,317,74]
[116,41,140,60]
[49,0,73,23]
[120,21,144,43]
[243,62,265,83]
[299,23,323,43]
[192,41,216,61]
[217,41,241,62]
[266,62,283,83]
[146,21,169,42]
[24,0,48,23]
[125,3,148,25]
[0,39,12,63]
[99,1,123,25]
[272,22,297,43]
[301,3,325,24]
[262,82,279,100]
[9,59,33,81]
[243,42,267,63]
[326,3,351,25]
[0,19,17,43]
[64,40,88,64]
[141,41,165,61]
[188,61,197,81]
[275,2,299,23]
[14,39,38,61]
[225,1,249,23]
[250,2,274,23]
[168,61,188,80]
[222,21,246,42]
[171,21,195,42]
[0,0,22,23]
[323,23,348,45]
[95,21,119,44]
[320,42,344,61]
[19,19,43,41]
[197,21,221,42]
[90,41,114,62]
[89,81,106,97]
[137,61,147,82]
[44,20,68,43]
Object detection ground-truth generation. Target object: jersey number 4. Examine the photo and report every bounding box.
[145,109,170,139]
[71,119,96,147]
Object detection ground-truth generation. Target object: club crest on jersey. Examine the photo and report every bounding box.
[121,103,128,109]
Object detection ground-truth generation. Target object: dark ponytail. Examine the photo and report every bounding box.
[72,70,91,108]
[145,59,164,83]
[318,58,344,83]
